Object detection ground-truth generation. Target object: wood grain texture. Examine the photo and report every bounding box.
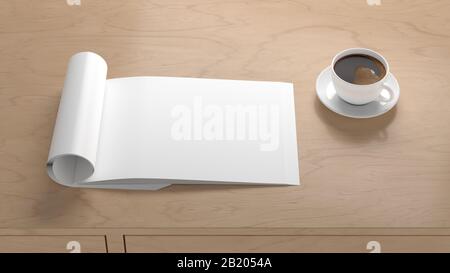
[125,235,450,253]
[0,0,449,233]
[0,236,107,253]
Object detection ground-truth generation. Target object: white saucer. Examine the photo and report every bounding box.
[316,66,400,118]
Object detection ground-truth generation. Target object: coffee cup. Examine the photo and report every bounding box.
[331,48,394,105]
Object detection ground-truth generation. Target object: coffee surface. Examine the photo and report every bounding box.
[334,54,386,85]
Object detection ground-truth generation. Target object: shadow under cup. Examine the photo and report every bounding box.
[331,48,391,105]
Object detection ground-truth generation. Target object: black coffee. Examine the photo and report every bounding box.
[334,54,386,85]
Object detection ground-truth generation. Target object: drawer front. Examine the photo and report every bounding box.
[0,236,107,253]
[125,235,450,253]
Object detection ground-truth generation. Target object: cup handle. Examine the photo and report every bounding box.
[375,82,395,103]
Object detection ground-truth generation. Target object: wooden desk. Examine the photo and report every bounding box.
[1,0,450,253]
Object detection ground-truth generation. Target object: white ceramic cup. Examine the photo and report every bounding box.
[331,48,394,105]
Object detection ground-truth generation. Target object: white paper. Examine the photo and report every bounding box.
[47,52,299,190]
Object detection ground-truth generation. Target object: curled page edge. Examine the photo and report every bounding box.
[47,52,107,187]
[47,52,173,190]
